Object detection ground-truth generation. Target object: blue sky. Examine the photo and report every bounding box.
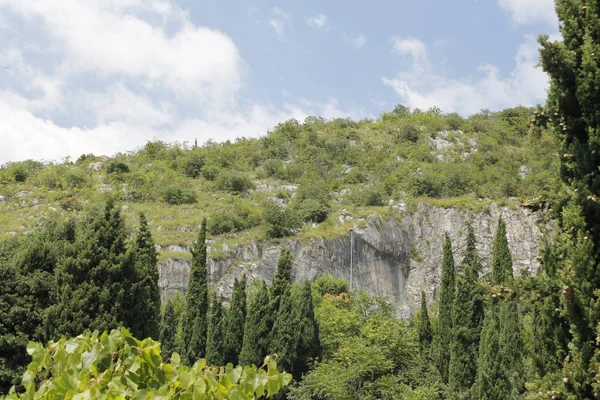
[0,0,558,162]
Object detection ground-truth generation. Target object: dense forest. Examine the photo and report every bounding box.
[2,0,600,398]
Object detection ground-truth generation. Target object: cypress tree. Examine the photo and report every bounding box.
[159,295,178,360]
[183,218,209,364]
[417,290,433,352]
[130,213,160,339]
[491,217,512,285]
[240,280,271,366]
[434,232,455,382]
[206,291,225,366]
[48,200,136,337]
[269,248,294,342]
[292,281,321,379]
[272,286,297,374]
[474,303,506,400]
[223,275,247,365]
[448,222,483,397]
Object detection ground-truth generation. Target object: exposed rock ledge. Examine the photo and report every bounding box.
[158,203,549,317]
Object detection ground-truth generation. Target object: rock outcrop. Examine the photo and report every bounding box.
[158,203,549,316]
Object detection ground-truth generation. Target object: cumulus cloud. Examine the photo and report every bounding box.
[383,35,551,115]
[346,34,367,49]
[497,0,558,27]
[306,14,327,29]
[269,7,291,40]
[0,1,360,163]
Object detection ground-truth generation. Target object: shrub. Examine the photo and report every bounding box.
[207,204,262,235]
[106,161,130,174]
[343,168,367,184]
[202,165,220,181]
[293,198,330,223]
[215,171,254,194]
[264,202,299,238]
[182,153,205,179]
[262,159,284,178]
[162,186,196,205]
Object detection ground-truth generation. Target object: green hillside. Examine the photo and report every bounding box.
[0,106,561,259]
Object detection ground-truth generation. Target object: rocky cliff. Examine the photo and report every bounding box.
[158,203,549,316]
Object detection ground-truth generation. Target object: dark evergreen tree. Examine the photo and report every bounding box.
[491,217,512,285]
[448,222,483,397]
[292,281,321,379]
[434,232,455,382]
[240,280,271,366]
[223,275,247,365]
[48,200,136,337]
[129,213,160,339]
[206,291,225,366]
[272,286,297,374]
[474,303,506,400]
[182,218,209,364]
[417,290,433,352]
[159,295,178,360]
[271,248,293,312]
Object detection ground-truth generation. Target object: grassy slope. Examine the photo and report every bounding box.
[0,107,562,261]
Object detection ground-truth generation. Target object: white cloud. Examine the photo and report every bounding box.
[383,35,551,115]
[306,14,327,29]
[346,34,367,49]
[497,0,558,27]
[269,7,290,40]
[0,1,365,163]
[1,0,242,104]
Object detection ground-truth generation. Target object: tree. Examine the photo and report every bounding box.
[434,232,455,382]
[223,276,247,365]
[206,291,225,366]
[491,217,513,285]
[240,280,272,366]
[269,248,294,343]
[272,286,297,374]
[292,281,321,379]
[129,213,160,340]
[448,222,484,397]
[159,294,180,361]
[417,291,432,353]
[474,303,506,400]
[47,200,136,338]
[183,218,209,364]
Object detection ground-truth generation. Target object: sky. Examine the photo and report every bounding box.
[0,0,559,163]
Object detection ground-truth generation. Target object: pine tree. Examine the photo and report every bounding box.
[240,280,271,366]
[223,275,247,365]
[206,291,225,366]
[183,218,209,364]
[272,286,297,374]
[269,248,294,342]
[491,217,513,285]
[292,281,321,379]
[434,232,455,382]
[129,213,160,339]
[417,290,433,352]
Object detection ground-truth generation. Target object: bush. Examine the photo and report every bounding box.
[106,161,130,174]
[162,186,196,205]
[215,171,254,194]
[262,159,284,178]
[264,202,299,238]
[182,153,205,179]
[343,168,367,184]
[201,165,220,181]
[293,198,330,223]
[207,204,262,235]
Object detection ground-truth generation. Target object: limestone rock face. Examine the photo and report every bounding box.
[158,203,549,316]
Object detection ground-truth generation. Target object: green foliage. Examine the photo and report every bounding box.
[159,293,185,361]
[206,292,225,366]
[182,152,205,179]
[215,171,255,194]
[162,186,197,205]
[105,161,130,174]
[264,202,299,239]
[223,276,247,366]
[291,281,321,379]
[183,219,209,364]
[272,286,297,374]
[240,281,272,367]
[207,203,262,236]
[433,233,455,382]
[129,213,161,340]
[492,217,513,285]
[417,291,432,353]
[5,328,291,399]
[311,275,349,298]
